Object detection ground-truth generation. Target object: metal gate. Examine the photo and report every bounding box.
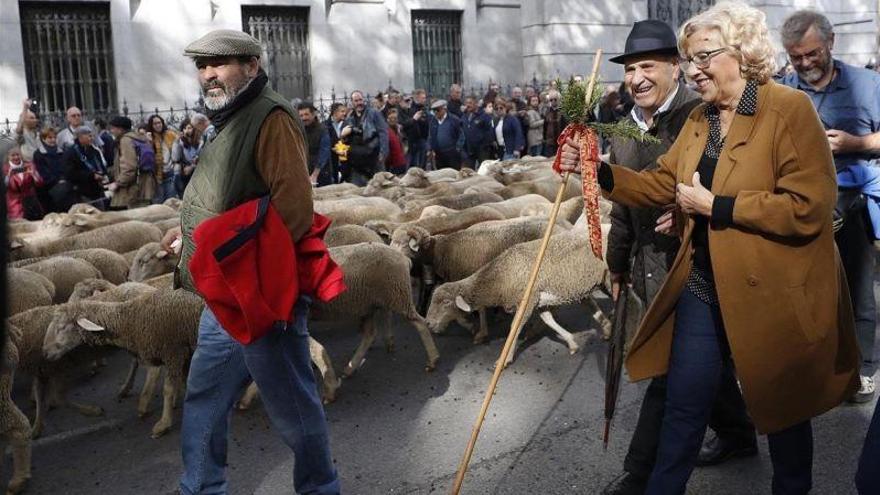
[648,0,715,29]
[242,6,312,100]
[412,10,463,97]
[19,2,117,116]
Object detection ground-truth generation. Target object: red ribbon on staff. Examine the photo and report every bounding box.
[551,124,604,260]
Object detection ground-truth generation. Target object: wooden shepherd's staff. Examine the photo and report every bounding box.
[449,49,604,495]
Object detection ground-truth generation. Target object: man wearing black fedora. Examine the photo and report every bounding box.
[601,19,757,495]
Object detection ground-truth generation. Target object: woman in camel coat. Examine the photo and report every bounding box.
[560,3,859,494]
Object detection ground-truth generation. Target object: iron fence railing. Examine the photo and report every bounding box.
[1,74,573,137]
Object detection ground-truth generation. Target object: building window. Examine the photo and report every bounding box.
[411,10,463,97]
[242,6,312,100]
[19,1,117,116]
[648,0,715,29]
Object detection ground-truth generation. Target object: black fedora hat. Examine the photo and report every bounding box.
[609,20,679,64]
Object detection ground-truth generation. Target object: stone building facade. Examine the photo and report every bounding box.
[0,0,877,122]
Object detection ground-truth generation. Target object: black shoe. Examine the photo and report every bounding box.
[696,434,758,467]
[602,472,647,495]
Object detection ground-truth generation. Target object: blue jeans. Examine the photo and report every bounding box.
[647,287,812,495]
[407,139,427,169]
[179,299,339,495]
[154,176,178,204]
[857,400,880,493]
[528,144,543,157]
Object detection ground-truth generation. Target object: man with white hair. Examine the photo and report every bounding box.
[56,106,103,151]
[161,29,339,495]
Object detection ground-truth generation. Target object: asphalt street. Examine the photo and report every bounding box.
[5,299,876,494]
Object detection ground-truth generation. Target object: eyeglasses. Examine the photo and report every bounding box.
[681,47,727,70]
[788,47,825,64]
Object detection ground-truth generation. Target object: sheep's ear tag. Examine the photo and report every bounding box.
[379,228,390,238]
[408,238,419,252]
[455,295,472,313]
[155,250,169,259]
[74,218,88,226]
[9,240,23,249]
[77,318,105,332]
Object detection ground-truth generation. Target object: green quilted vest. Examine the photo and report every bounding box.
[176,86,295,293]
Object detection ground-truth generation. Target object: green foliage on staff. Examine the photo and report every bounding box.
[556,77,661,145]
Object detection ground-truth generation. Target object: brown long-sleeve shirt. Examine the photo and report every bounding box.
[254,109,313,242]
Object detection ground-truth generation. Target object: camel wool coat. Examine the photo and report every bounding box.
[604,81,860,434]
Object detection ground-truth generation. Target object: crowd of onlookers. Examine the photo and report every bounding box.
[298,82,638,188]
[5,99,210,220]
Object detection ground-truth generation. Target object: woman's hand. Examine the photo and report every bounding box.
[655,207,677,235]
[676,172,714,217]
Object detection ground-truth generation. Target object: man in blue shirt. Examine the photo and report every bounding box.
[427,99,462,170]
[781,11,880,404]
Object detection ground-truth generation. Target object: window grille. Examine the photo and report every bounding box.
[648,0,715,29]
[411,10,463,97]
[19,1,117,116]
[242,6,312,100]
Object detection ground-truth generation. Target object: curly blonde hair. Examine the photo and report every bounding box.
[678,1,778,83]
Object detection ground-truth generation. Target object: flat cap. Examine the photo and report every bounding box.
[184,29,262,59]
[109,116,132,131]
[431,99,448,110]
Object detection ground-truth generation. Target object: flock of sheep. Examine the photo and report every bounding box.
[0,157,621,494]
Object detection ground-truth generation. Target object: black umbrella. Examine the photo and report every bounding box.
[604,283,630,449]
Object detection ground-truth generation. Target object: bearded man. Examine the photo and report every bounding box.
[160,30,340,495]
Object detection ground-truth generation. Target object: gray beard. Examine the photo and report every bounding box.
[202,77,253,111]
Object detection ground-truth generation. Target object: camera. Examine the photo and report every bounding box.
[28,98,39,114]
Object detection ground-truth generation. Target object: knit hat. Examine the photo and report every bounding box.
[183,29,262,59]
[108,116,132,131]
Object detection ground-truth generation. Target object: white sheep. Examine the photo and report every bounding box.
[143,273,174,289]
[312,183,364,201]
[68,203,177,223]
[9,221,163,261]
[152,217,181,236]
[426,231,609,364]
[21,257,102,303]
[498,175,582,202]
[365,204,506,242]
[162,197,182,210]
[7,268,54,315]
[398,191,504,220]
[398,167,459,187]
[0,326,32,495]
[8,308,107,438]
[41,289,204,438]
[10,248,129,285]
[324,224,384,248]
[314,196,402,226]
[127,242,179,282]
[313,243,440,376]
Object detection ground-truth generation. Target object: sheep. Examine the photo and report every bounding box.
[390,216,570,340]
[0,327,32,495]
[478,159,557,185]
[365,204,506,242]
[143,273,174,289]
[324,224,384,248]
[41,289,203,438]
[22,257,102,303]
[152,217,181,236]
[398,167,459,187]
[163,197,182,210]
[9,308,108,438]
[365,172,504,202]
[68,203,177,223]
[312,183,364,201]
[426,231,609,364]
[122,249,139,267]
[314,196,402,226]
[9,221,163,261]
[313,243,440,376]
[8,268,54,315]
[10,248,129,285]
[522,196,612,226]
[499,176,582,202]
[128,242,180,282]
[398,191,504,220]
[67,279,162,404]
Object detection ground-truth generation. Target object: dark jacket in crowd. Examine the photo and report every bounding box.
[428,113,462,153]
[543,107,568,148]
[447,98,464,118]
[462,109,494,153]
[496,114,525,157]
[605,84,701,303]
[402,102,430,143]
[64,143,108,202]
[33,143,76,212]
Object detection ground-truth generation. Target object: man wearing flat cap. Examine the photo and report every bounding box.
[427,99,462,169]
[601,20,756,495]
[106,115,156,209]
[160,29,339,494]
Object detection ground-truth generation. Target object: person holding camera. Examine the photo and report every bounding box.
[15,99,41,162]
[4,146,44,220]
[344,90,388,185]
